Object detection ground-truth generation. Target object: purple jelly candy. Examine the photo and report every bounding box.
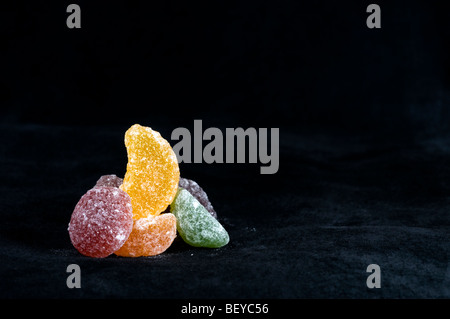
[95,174,123,188]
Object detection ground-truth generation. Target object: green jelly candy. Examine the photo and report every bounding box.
[171,188,229,248]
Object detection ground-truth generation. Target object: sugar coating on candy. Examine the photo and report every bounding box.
[171,188,229,248]
[121,124,180,219]
[95,174,123,188]
[68,186,133,258]
[179,178,218,219]
[114,213,177,257]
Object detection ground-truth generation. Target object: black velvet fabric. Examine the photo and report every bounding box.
[0,124,448,298]
[0,1,449,299]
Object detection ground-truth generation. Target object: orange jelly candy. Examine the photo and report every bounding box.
[114,213,177,257]
[120,124,180,219]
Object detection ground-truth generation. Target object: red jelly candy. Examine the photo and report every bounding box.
[68,186,133,258]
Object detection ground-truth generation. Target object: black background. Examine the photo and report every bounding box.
[0,0,449,299]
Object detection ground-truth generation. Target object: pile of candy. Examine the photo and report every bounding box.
[68,124,229,258]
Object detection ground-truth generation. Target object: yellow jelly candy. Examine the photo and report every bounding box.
[120,124,180,219]
[114,213,177,257]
